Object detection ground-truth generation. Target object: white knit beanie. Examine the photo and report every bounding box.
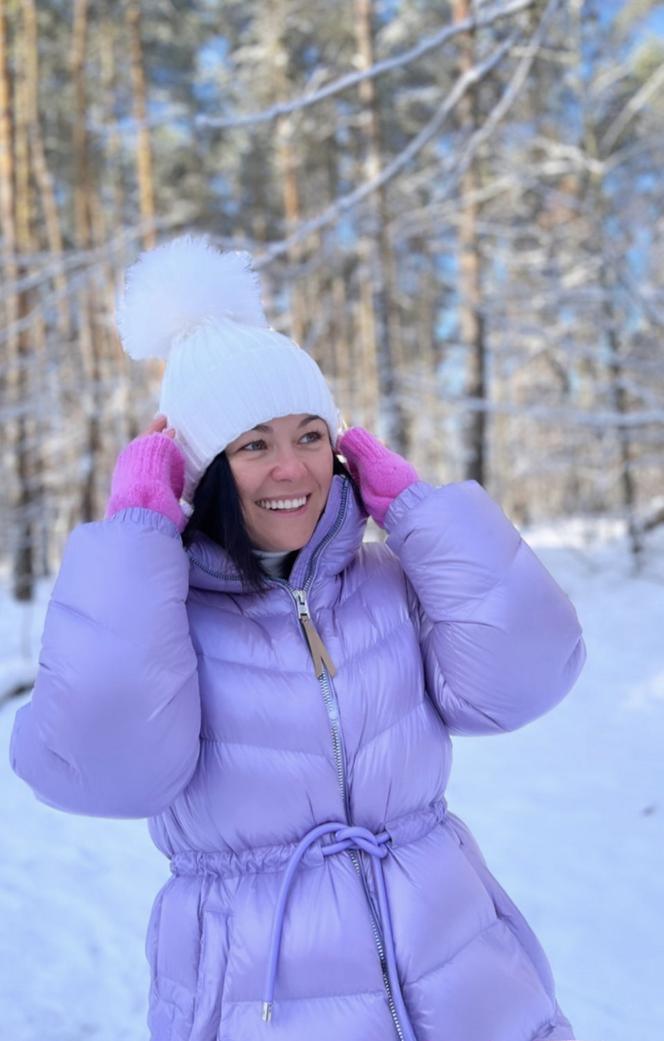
[116,235,341,507]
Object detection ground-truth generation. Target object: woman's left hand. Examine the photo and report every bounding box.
[336,426,419,528]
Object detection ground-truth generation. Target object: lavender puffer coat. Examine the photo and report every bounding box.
[10,474,586,1041]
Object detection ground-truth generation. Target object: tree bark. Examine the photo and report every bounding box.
[354,0,407,452]
[0,1,20,584]
[572,0,642,564]
[11,3,41,600]
[22,0,69,337]
[71,0,103,523]
[276,112,308,348]
[0,2,17,353]
[452,0,487,485]
[126,0,156,249]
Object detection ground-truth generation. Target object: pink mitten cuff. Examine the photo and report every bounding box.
[337,427,419,527]
[105,433,187,533]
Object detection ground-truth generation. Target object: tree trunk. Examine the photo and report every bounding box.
[573,0,642,565]
[267,0,308,352]
[0,1,20,587]
[126,0,156,249]
[323,130,352,425]
[276,113,308,349]
[452,0,487,486]
[594,190,642,565]
[0,2,17,354]
[22,0,69,337]
[12,4,39,600]
[71,0,103,523]
[99,14,134,446]
[414,242,444,482]
[354,0,407,452]
[357,261,379,431]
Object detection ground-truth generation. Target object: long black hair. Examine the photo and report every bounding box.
[181,447,351,593]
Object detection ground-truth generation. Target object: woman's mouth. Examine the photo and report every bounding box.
[256,494,311,514]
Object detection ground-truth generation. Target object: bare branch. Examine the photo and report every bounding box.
[601,60,664,153]
[440,0,565,189]
[254,35,515,266]
[193,0,536,131]
[444,395,664,428]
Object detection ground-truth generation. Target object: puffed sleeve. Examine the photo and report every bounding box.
[385,480,586,735]
[9,507,201,817]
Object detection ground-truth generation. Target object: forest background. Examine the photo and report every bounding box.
[0,0,663,603]
[1,2,664,1039]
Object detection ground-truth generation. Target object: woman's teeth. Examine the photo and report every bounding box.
[257,496,308,511]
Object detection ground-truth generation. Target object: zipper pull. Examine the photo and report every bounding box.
[293,589,337,679]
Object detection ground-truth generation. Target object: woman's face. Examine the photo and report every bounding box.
[226,413,335,552]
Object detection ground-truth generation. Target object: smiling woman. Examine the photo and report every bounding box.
[177,409,345,591]
[225,414,334,552]
[10,234,586,1041]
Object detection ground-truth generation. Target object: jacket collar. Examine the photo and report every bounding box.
[186,474,368,594]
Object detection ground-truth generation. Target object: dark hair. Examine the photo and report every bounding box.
[181,447,350,593]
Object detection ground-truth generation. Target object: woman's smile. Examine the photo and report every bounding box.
[256,494,311,513]
[226,413,334,551]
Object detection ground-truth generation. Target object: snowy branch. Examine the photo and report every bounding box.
[439,0,565,189]
[444,395,664,428]
[194,0,536,131]
[253,35,516,266]
[601,61,664,154]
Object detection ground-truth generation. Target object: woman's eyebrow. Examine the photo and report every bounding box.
[251,415,321,433]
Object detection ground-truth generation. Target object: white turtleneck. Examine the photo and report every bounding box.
[252,547,296,580]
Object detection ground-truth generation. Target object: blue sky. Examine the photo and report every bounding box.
[606,0,664,37]
[646,8,664,34]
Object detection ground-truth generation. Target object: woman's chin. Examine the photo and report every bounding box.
[248,505,321,553]
[250,524,313,553]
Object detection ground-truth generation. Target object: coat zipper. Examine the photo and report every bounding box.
[319,661,407,1041]
[284,573,407,1034]
[190,481,409,1039]
[296,596,406,1041]
[284,482,407,1041]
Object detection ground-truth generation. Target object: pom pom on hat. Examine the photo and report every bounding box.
[117,235,269,361]
[115,234,341,507]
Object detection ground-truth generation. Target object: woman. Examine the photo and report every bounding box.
[10,236,586,1041]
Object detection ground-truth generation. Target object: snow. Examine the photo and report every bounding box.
[447,518,664,1041]
[1,515,663,1041]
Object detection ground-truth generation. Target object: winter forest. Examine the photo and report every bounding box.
[0,0,662,598]
[1,1,663,1040]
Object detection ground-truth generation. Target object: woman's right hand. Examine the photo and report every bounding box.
[105,414,188,532]
[140,413,177,439]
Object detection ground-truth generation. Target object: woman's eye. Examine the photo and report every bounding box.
[239,431,322,451]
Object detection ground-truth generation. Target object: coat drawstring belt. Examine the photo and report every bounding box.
[261,820,418,1041]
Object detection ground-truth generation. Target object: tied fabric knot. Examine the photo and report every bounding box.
[322,822,390,858]
[261,820,418,1041]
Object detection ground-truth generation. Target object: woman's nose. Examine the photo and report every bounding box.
[270,450,307,480]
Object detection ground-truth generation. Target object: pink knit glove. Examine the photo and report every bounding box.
[105,432,187,533]
[337,427,419,528]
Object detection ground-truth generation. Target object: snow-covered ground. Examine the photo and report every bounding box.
[1,513,663,1041]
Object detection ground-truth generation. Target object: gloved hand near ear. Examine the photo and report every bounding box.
[105,415,187,533]
[336,427,419,528]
